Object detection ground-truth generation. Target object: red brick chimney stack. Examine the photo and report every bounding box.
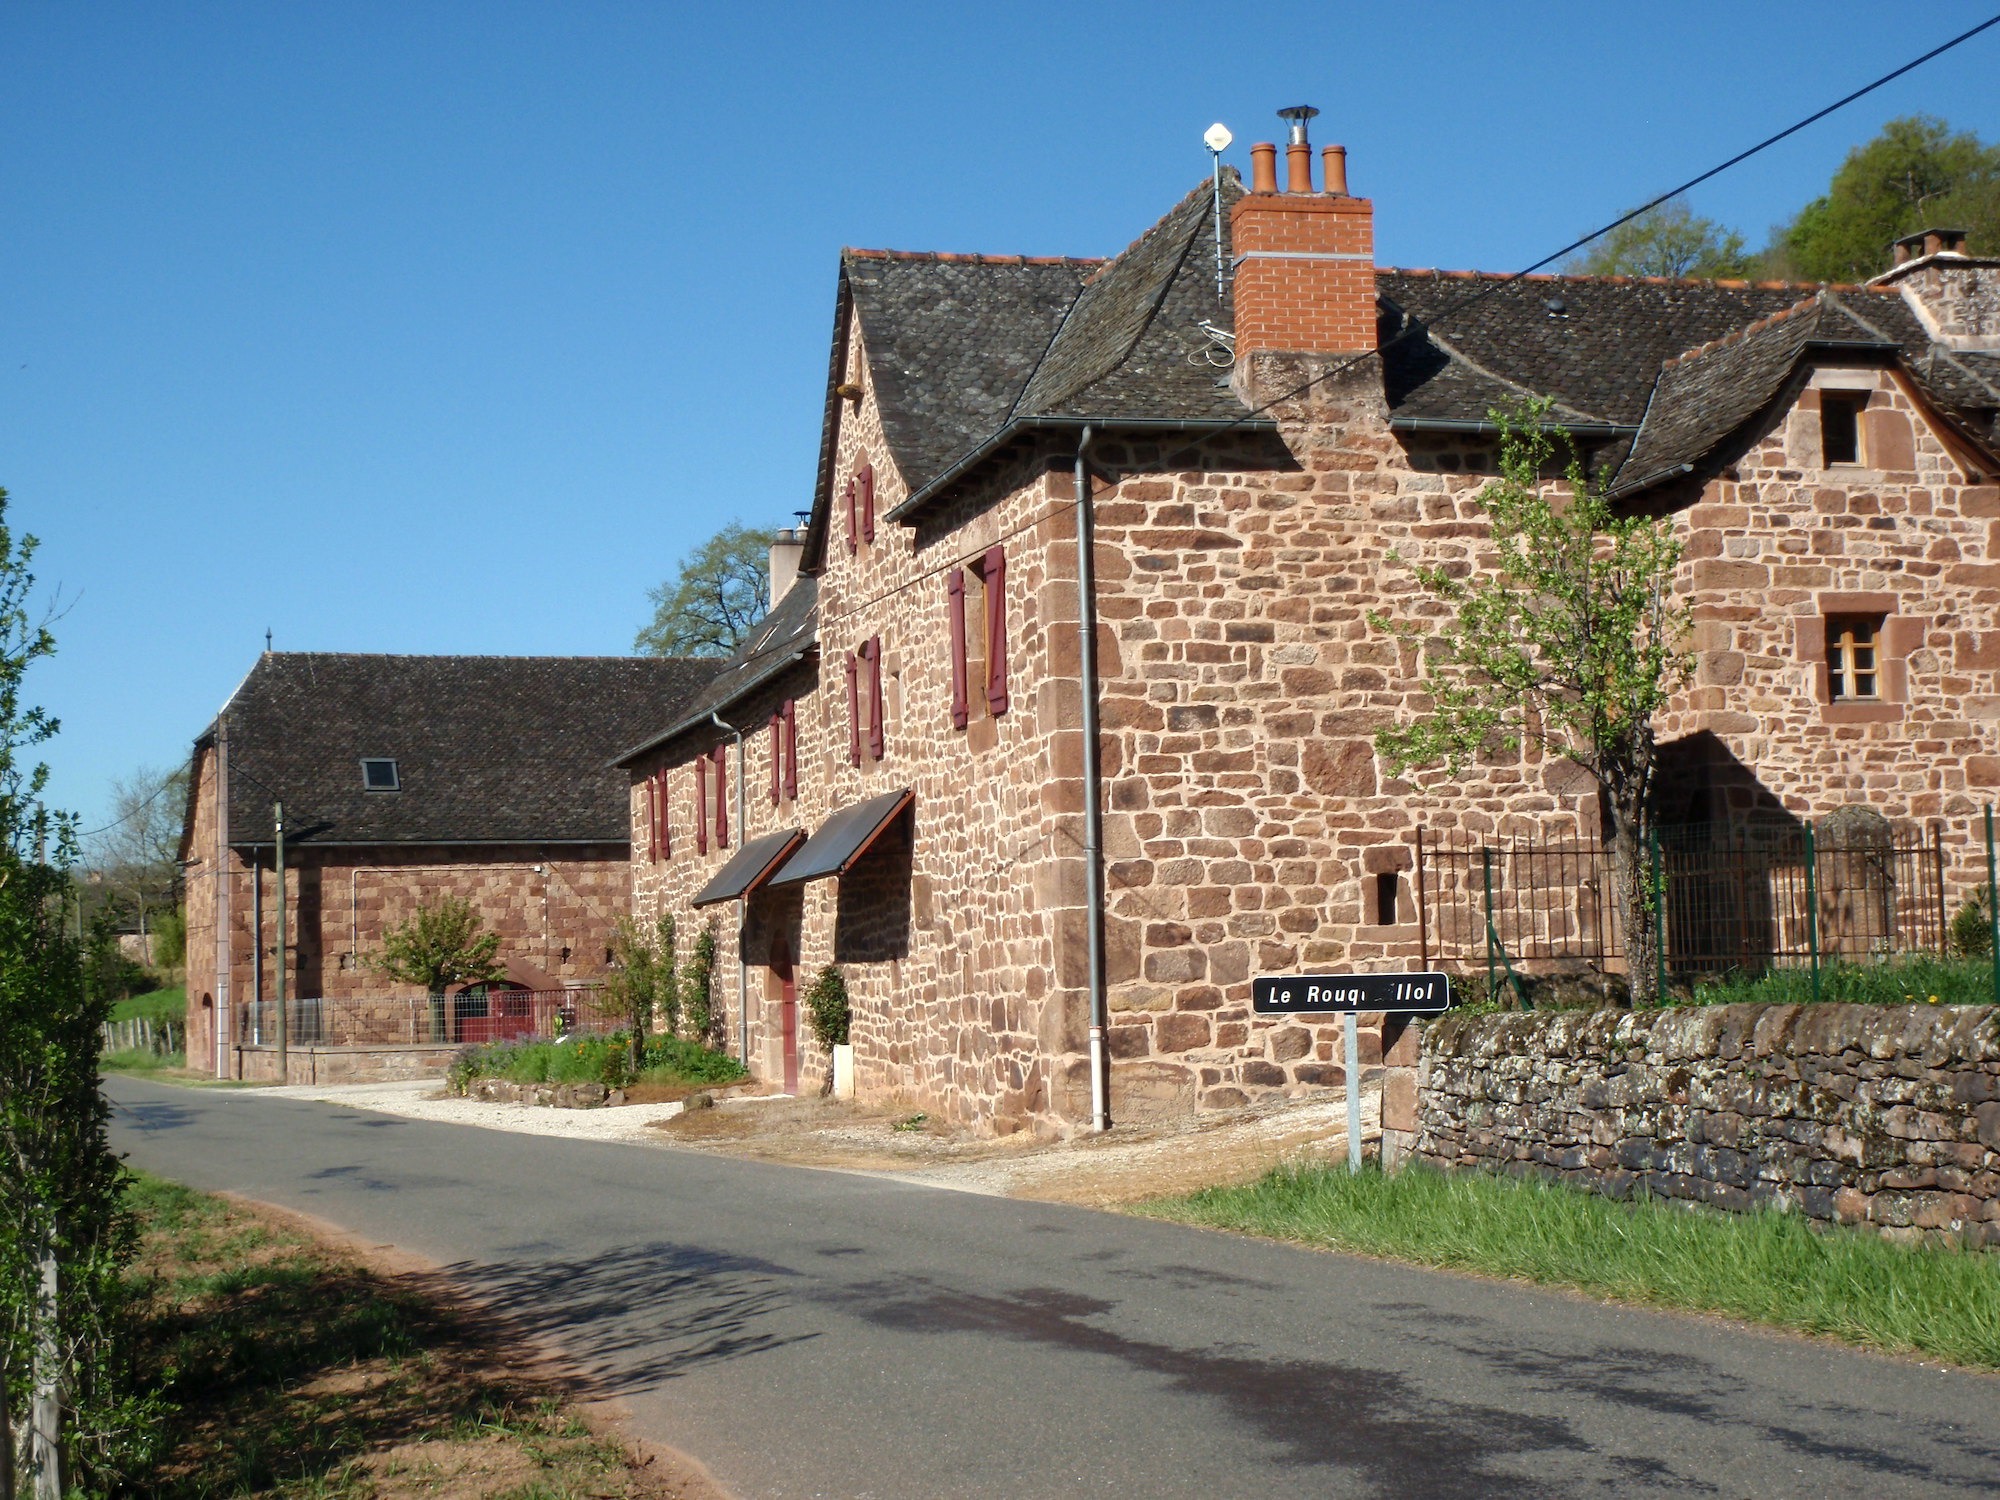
[1230,107,1377,367]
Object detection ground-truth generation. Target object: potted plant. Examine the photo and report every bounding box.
[804,965,853,1099]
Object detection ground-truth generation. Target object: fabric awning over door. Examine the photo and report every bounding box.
[765,789,913,888]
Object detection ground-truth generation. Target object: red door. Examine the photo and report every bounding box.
[773,940,799,1095]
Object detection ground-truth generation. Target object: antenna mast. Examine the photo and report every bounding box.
[1204,122,1233,306]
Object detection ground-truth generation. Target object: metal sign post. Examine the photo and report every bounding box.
[1253,971,1454,1173]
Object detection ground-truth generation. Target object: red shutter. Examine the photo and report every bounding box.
[790,700,802,795]
[644,776,657,862]
[859,463,876,543]
[845,478,857,556]
[713,744,729,848]
[846,653,861,765]
[867,636,886,760]
[983,546,1009,716]
[694,757,708,854]
[947,570,969,730]
[769,712,782,806]
[658,766,671,858]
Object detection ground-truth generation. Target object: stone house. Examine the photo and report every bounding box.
[182,652,715,1077]
[622,119,2000,1137]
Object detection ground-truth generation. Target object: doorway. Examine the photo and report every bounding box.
[771,938,799,1095]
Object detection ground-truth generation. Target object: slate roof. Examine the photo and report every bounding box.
[821,177,2000,531]
[195,654,719,848]
[611,576,820,767]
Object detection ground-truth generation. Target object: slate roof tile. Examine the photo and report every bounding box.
[199,654,718,847]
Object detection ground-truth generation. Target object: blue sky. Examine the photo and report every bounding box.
[8,2,2000,840]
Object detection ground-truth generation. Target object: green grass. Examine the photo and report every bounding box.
[1684,954,1997,1008]
[112,985,186,1024]
[102,1045,189,1077]
[447,1030,748,1093]
[1143,1161,2000,1368]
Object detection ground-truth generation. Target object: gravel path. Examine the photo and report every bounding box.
[249,1079,689,1143]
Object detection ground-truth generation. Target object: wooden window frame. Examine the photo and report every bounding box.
[1794,593,1916,724]
[1827,615,1883,702]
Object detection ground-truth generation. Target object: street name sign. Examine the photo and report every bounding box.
[1252,971,1454,1174]
[1252,972,1453,1016]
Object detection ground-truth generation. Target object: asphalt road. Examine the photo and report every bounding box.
[108,1076,2000,1499]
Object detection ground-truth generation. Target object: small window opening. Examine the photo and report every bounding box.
[1826,615,1883,701]
[1820,391,1866,466]
[361,758,400,792]
[1374,871,1400,927]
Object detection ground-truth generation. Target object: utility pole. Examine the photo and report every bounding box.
[274,800,287,1081]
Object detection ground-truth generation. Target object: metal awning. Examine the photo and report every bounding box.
[691,827,807,907]
[766,789,913,889]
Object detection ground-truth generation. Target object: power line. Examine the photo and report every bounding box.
[1157,10,2000,463]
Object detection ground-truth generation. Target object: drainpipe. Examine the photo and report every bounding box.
[1075,427,1110,1132]
[711,711,750,1068]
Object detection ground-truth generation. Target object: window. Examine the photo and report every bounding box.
[769,699,798,806]
[361,758,399,792]
[1821,391,1867,466]
[947,547,1009,730]
[1826,615,1882,701]
[1374,872,1400,926]
[845,462,877,555]
[850,638,885,763]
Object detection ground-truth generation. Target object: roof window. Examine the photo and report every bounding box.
[361,758,400,792]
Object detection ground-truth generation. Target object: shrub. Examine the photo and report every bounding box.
[604,912,677,1068]
[447,1031,746,1094]
[804,965,850,1049]
[680,923,716,1043]
[1950,885,1995,959]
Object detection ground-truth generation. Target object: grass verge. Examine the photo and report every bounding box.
[1686,954,1996,1008]
[1142,1161,2000,1369]
[128,1170,691,1497]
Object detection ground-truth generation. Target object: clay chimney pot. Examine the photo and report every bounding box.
[1285,141,1314,194]
[1322,144,1348,197]
[1250,142,1278,195]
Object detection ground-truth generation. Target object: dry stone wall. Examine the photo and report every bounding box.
[1417,1003,2000,1244]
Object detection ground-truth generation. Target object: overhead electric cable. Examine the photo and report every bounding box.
[1153,10,2000,462]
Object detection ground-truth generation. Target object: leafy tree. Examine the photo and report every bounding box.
[635,523,777,658]
[369,894,504,1042]
[1570,197,1751,279]
[678,922,717,1043]
[1768,115,2000,282]
[84,764,188,964]
[804,964,850,1050]
[603,912,677,1068]
[1372,403,1693,1005]
[0,488,157,1494]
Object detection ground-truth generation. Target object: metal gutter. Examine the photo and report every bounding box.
[1388,416,1636,439]
[1075,426,1110,1134]
[608,648,813,770]
[884,415,1278,526]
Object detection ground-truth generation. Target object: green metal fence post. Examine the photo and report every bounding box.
[1986,805,1999,1009]
[1650,827,1668,1006]
[1804,819,1822,1006]
[1481,846,1498,1005]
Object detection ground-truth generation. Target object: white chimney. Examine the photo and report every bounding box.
[769,528,804,607]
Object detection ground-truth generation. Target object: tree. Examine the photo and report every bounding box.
[602,912,677,1068]
[84,765,187,964]
[1372,403,1693,1005]
[1570,197,1751,279]
[369,894,504,1042]
[1768,115,2000,283]
[634,523,776,658]
[0,488,156,1495]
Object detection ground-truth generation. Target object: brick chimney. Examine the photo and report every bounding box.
[1230,106,1376,377]
[1871,226,2000,351]
[769,527,804,607]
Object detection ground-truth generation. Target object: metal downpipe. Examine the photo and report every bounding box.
[711,712,751,1069]
[1075,427,1110,1132]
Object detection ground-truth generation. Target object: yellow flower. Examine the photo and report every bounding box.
[1928,994,1941,1005]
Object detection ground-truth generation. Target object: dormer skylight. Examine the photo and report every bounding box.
[361,758,400,792]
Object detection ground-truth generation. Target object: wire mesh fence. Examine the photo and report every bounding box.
[1416,822,1950,980]
[234,986,618,1049]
